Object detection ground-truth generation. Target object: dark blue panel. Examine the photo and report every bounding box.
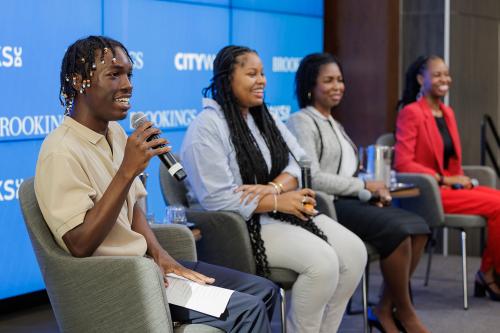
[0,0,102,142]
[0,0,101,300]
[0,140,45,299]
[103,0,229,220]
[157,0,229,6]
[0,0,319,301]
[104,0,229,133]
[232,0,323,17]
[232,9,323,119]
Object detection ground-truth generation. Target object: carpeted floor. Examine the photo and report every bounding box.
[1,254,500,333]
[340,254,500,333]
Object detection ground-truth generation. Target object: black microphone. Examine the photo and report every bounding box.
[299,157,312,189]
[131,112,187,181]
[298,157,316,212]
[451,178,479,190]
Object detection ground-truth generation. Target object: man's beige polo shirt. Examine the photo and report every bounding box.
[35,116,147,256]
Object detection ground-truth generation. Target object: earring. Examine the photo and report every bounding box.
[307,92,312,100]
[416,88,424,100]
[65,97,74,115]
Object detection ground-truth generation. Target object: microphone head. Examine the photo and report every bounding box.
[131,112,148,129]
[298,157,312,168]
[471,178,479,187]
[358,189,372,202]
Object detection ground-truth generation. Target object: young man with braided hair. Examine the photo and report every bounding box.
[35,35,278,332]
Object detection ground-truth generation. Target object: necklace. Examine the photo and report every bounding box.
[431,108,443,117]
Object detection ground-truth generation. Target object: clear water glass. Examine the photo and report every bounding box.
[358,146,365,172]
[146,213,156,225]
[164,205,187,225]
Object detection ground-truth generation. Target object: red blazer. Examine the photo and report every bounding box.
[394,98,463,177]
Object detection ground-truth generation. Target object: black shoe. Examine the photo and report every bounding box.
[474,271,500,301]
[367,307,386,333]
[494,270,500,286]
[391,311,407,333]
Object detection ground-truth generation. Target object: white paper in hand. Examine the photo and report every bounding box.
[165,273,234,317]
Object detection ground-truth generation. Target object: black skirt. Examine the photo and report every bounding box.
[334,197,430,258]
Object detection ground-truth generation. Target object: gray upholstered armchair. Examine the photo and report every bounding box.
[19,178,222,333]
[377,132,497,309]
[159,162,374,333]
[159,162,293,333]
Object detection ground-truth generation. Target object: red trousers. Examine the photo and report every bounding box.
[441,186,500,273]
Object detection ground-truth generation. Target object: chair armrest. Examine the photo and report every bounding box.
[152,224,197,261]
[396,173,444,228]
[186,210,256,274]
[46,255,173,333]
[463,165,497,188]
[315,190,337,220]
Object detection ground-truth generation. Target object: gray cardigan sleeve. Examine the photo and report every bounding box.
[287,112,364,197]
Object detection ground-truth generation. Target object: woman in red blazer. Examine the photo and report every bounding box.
[394,55,500,301]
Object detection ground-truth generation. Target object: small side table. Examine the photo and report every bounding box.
[391,187,420,199]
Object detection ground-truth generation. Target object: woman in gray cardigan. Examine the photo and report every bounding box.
[287,53,430,333]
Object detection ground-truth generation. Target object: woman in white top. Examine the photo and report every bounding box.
[181,46,366,333]
[288,53,430,333]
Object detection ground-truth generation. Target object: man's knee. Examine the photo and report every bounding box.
[262,277,280,302]
[238,293,268,316]
[248,274,280,301]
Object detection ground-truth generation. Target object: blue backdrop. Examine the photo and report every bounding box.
[0,0,323,299]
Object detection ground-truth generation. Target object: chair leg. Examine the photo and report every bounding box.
[280,288,287,333]
[461,230,468,310]
[362,271,369,333]
[443,227,449,256]
[424,229,437,286]
[347,260,374,315]
[480,228,486,256]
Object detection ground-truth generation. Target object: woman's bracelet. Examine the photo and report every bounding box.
[272,193,278,213]
[268,181,281,194]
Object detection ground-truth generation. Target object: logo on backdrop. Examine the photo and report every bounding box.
[129,51,144,70]
[0,46,23,68]
[272,56,301,73]
[268,105,291,121]
[0,178,23,202]
[128,109,198,130]
[0,115,64,139]
[174,52,215,71]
